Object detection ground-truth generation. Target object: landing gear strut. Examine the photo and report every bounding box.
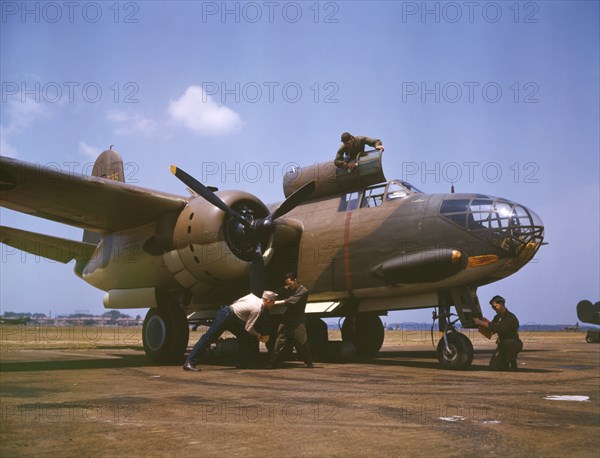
[435,307,474,370]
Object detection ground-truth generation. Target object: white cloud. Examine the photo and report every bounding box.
[107,111,158,136]
[167,86,243,136]
[0,97,48,157]
[0,125,18,156]
[78,141,101,160]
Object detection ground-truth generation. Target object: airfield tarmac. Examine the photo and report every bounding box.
[1,326,599,458]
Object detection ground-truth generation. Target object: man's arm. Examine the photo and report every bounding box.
[487,314,518,335]
[334,145,348,168]
[361,136,384,151]
[473,316,493,330]
[244,309,262,338]
[283,286,308,308]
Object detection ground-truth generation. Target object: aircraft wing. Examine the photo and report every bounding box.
[1,226,98,264]
[0,156,188,232]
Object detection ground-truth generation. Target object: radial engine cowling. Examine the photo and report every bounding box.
[163,190,272,295]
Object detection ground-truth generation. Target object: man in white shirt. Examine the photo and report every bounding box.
[183,291,277,371]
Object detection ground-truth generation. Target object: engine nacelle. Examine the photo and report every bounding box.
[163,190,272,295]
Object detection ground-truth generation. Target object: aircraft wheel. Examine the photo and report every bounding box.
[436,332,474,370]
[210,338,240,361]
[142,305,189,365]
[585,331,600,343]
[341,314,384,358]
[306,317,328,358]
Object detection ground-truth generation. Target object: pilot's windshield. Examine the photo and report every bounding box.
[400,181,423,193]
[387,180,423,200]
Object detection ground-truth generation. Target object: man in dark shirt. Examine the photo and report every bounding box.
[266,273,313,369]
[474,295,523,371]
[334,132,384,171]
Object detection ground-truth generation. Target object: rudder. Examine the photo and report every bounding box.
[83,148,125,244]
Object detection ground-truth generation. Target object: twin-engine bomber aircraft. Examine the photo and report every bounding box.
[0,150,544,369]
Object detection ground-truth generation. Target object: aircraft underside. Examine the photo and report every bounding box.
[140,284,482,370]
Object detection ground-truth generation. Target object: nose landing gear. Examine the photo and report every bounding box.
[434,308,474,370]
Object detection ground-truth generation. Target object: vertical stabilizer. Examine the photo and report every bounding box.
[83,148,125,244]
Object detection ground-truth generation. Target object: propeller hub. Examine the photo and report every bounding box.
[254,218,276,237]
[223,200,270,262]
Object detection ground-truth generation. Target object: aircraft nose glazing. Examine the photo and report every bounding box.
[440,197,544,257]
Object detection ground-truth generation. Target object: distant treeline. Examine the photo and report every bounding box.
[1,310,140,323]
[380,322,597,332]
[2,313,594,331]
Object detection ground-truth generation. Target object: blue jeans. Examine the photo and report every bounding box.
[186,306,252,365]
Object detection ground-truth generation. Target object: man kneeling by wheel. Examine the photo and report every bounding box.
[474,295,523,371]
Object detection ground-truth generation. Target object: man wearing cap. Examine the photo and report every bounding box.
[266,273,313,369]
[334,132,384,171]
[474,295,523,371]
[183,291,278,371]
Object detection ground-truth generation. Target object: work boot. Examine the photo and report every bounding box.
[183,362,200,372]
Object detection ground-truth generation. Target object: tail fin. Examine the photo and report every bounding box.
[83,148,125,244]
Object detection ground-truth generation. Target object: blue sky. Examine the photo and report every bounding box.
[1,1,598,325]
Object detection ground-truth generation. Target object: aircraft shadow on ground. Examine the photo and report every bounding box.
[0,348,556,373]
[359,349,557,373]
[196,347,558,373]
[0,353,155,373]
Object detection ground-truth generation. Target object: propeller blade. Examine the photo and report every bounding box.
[271,180,316,220]
[250,245,267,297]
[170,165,250,227]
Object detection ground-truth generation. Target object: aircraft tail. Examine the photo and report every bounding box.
[83,148,125,244]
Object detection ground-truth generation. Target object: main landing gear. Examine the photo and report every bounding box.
[341,313,385,358]
[142,302,189,364]
[273,314,385,362]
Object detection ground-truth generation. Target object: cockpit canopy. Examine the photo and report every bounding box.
[339,180,422,211]
[440,196,544,252]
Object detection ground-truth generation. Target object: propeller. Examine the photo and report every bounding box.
[170,165,251,228]
[170,165,315,295]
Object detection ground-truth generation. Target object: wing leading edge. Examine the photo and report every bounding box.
[0,156,188,232]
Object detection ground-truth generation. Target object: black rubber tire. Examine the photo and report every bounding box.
[341,314,385,358]
[142,305,189,364]
[436,332,474,370]
[306,317,329,358]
